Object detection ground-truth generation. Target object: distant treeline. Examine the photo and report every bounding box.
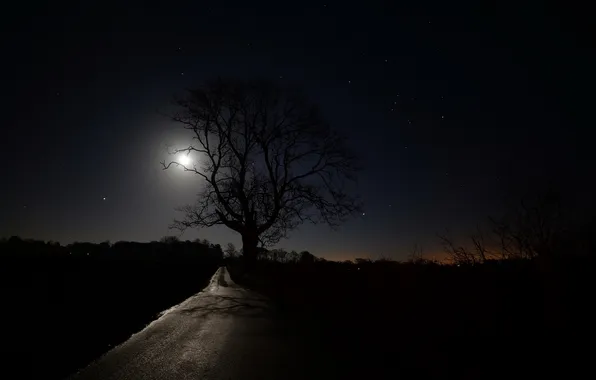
[0,235,224,261]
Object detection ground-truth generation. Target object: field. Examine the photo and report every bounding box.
[228,255,593,378]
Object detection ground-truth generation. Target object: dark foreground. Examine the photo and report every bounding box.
[68,267,321,380]
[0,238,222,380]
[228,257,593,379]
[2,246,593,379]
[71,260,593,379]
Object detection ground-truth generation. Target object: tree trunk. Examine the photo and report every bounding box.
[241,232,259,268]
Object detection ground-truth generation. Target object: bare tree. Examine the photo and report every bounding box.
[160,235,180,244]
[406,243,425,263]
[438,232,480,265]
[275,248,288,263]
[438,225,504,265]
[162,78,361,263]
[224,243,238,259]
[490,188,566,259]
[438,188,573,265]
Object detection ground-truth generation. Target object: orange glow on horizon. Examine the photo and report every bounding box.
[320,250,450,263]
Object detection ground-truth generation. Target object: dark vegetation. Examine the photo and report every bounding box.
[228,252,593,378]
[0,236,222,380]
[226,191,595,379]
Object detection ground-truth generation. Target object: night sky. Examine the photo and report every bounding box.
[2,1,593,260]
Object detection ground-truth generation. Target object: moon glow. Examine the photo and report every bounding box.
[178,154,192,166]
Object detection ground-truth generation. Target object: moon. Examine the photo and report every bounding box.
[178,154,192,166]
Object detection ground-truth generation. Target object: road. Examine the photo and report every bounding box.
[68,267,323,380]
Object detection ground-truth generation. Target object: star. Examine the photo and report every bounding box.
[56,92,60,96]
[279,75,283,79]
[348,80,351,84]
[102,197,106,201]
[362,212,366,216]
[180,72,184,76]
[441,115,445,119]
[384,59,388,63]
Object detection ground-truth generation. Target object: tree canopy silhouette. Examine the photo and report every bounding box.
[162,78,361,262]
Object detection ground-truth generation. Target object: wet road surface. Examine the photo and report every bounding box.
[68,267,324,380]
